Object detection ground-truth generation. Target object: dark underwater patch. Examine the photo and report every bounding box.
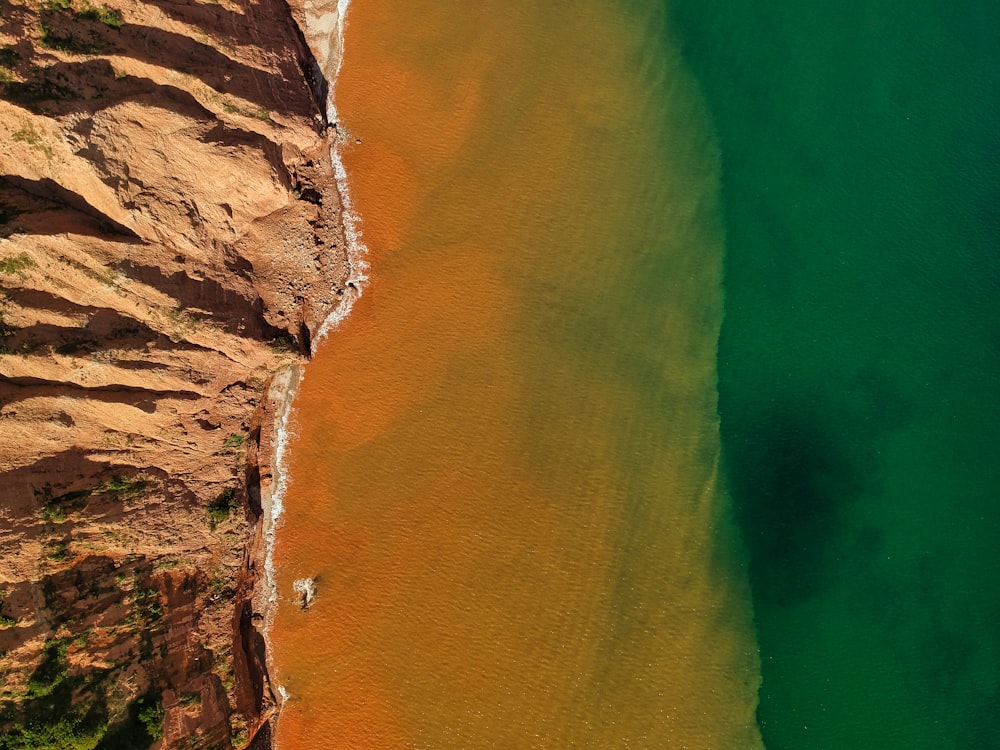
[723,400,862,606]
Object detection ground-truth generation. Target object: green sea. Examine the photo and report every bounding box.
[671,0,1000,746]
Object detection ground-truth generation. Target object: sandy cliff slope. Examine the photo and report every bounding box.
[0,0,345,747]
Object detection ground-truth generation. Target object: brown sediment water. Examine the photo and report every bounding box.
[271,1,763,747]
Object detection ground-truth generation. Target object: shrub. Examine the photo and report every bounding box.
[137,698,164,741]
[43,0,124,28]
[0,634,115,750]
[27,639,68,699]
[40,504,67,523]
[44,539,70,562]
[98,474,148,502]
[78,3,123,28]
[223,433,244,450]
[38,23,97,55]
[0,716,104,750]
[206,487,237,530]
[89,692,161,748]
[2,77,75,106]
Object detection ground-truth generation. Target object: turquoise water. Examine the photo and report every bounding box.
[670,0,1000,746]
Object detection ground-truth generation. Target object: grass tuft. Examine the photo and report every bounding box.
[40,504,67,523]
[223,433,245,450]
[0,253,35,275]
[98,474,149,501]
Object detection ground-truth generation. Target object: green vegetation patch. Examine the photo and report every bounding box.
[12,124,41,146]
[222,433,245,450]
[97,475,149,503]
[43,0,123,28]
[39,504,66,524]
[0,717,105,750]
[0,668,159,750]
[2,78,75,107]
[0,639,104,749]
[135,696,163,741]
[206,487,237,530]
[77,3,123,29]
[0,49,16,86]
[0,253,35,275]
[139,702,163,741]
[38,22,98,55]
[0,565,165,747]
[90,693,161,748]
[11,122,55,159]
[126,574,162,627]
[35,484,95,523]
[268,333,296,353]
[43,539,70,563]
[26,639,68,699]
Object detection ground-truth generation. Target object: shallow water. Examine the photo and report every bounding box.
[271,1,761,747]
[671,0,1000,746]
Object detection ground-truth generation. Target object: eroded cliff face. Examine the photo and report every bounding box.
[0,0,345,746]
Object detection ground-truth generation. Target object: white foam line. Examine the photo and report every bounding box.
[258,363,301,750]
[267,0,365,742]
[263,365,300,619]
[300,0,369,347]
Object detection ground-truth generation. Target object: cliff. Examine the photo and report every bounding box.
[0,0,345,747]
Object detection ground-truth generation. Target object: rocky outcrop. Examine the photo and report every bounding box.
[0,0,344,747]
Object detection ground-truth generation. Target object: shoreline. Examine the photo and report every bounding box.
[252,1,365,745]
[258,362,302,705]
[0,0,362,744]
[234,363,301,749]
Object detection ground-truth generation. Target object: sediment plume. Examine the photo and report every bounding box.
[0,0,346,747]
